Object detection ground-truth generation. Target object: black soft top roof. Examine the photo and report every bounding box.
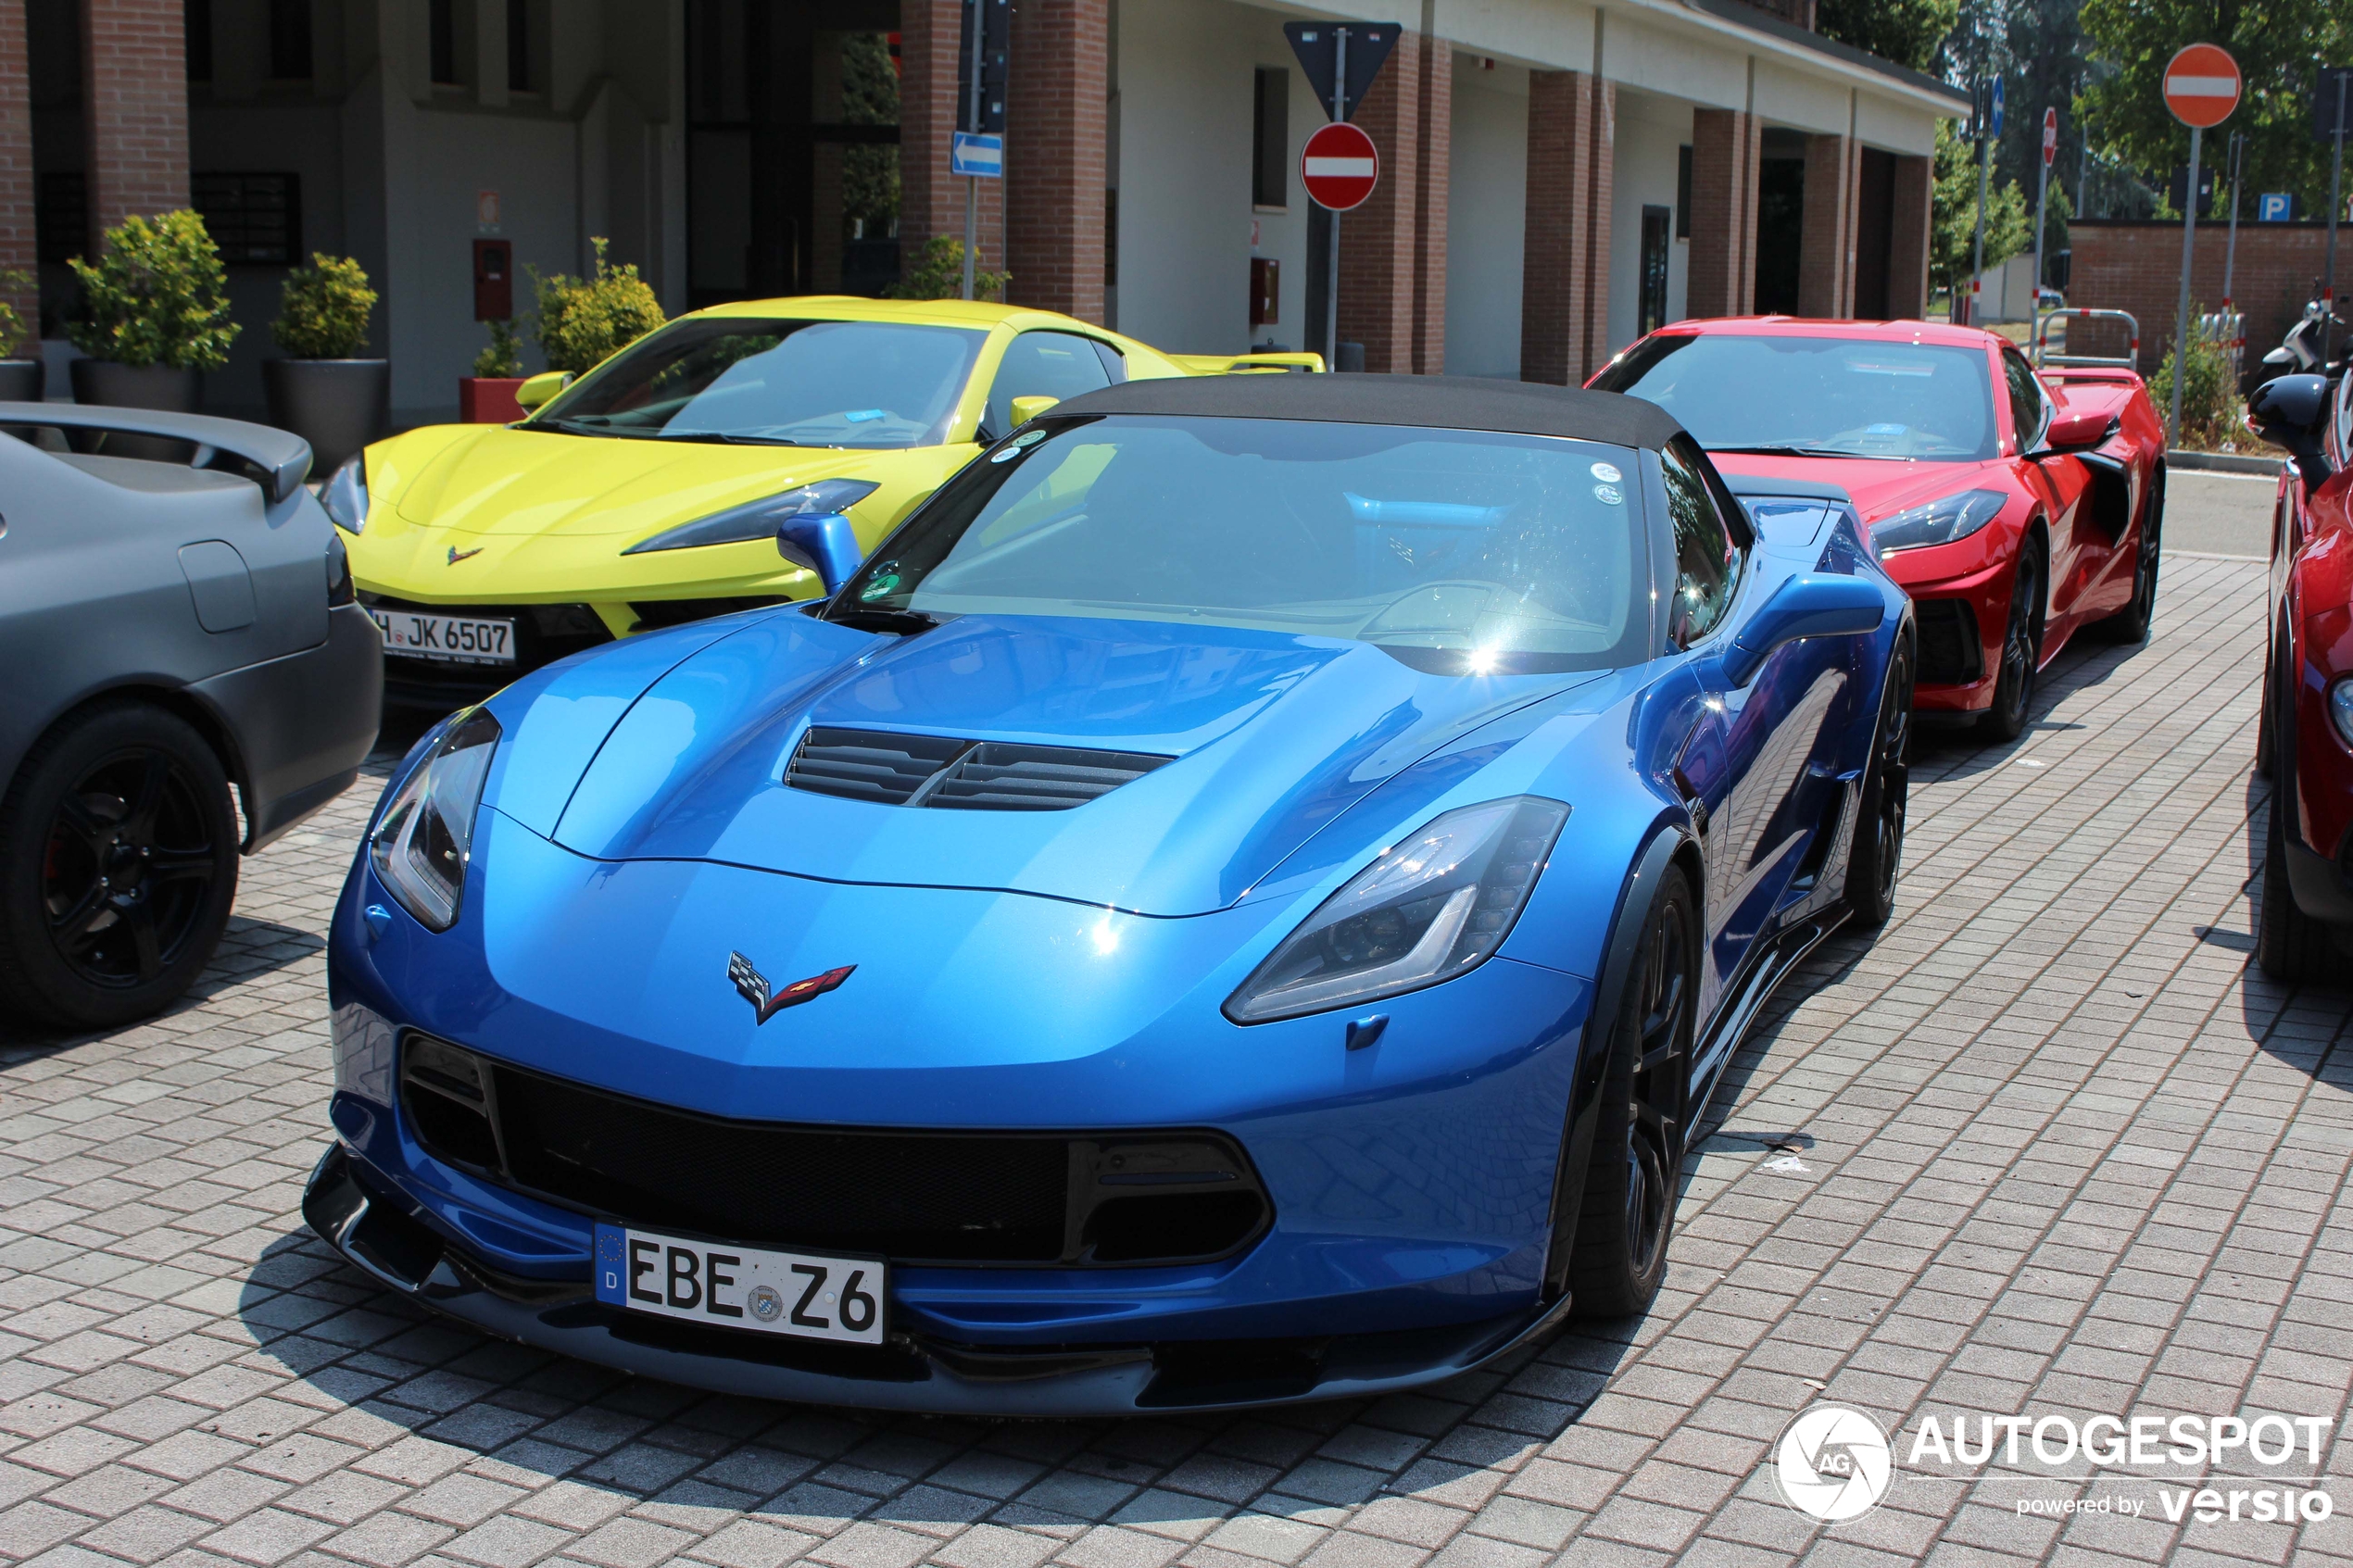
[1051,372,1686,451]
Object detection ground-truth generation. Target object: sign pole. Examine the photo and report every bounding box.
[2170,125,2201,446]
[1969,79,1990,326]
[2222,132,2243,374]
[2032,107,2054,357]
[1325,26,1348,371]
[962,0,982,300]
[2327,74,2346,364]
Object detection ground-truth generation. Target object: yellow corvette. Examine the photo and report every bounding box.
[322,297,1317,706]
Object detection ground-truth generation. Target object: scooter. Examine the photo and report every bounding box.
[2261,298,2347,377]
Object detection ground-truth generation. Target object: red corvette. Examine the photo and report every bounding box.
[2246,371,2353,979]
[1591,319,2165,737]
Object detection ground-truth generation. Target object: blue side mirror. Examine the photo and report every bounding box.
[775,512,863,596]
[1720,573,1884,687]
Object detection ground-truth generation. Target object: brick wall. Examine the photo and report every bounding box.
[81,0,190,250]
[1687,107,1759,318]
[2069,219,2338,383]
[1888,153,1931,318]
[900,0,1004,282]
[1797,132,1856,318]
[1336,29,1424,372]
[1519,69,1612,384]
[1004,0,1106,322]
[0,0,33,340]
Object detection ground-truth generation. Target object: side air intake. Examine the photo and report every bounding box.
[786,729,1170,811]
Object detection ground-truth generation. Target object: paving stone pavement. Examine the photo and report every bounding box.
[3,555,2349,1568]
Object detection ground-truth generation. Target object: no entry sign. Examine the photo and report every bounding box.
[1302,121,1378,211]
[2163,43,2242,129]
[2042,107,2058,166]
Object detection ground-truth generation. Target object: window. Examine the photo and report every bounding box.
[430,0,458,84]
[508,0,531,91]
[185,0,213,81]
[1639,206,1671,336]
[2000,348,2047,451]
[268,0,310,78]
[1676,145,1692,240]
[1660,437,1742,646]
[1252,69,1290,210]
[192,173,301,264]
[983,332,1114,440]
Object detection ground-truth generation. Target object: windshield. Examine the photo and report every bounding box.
[1592,334,1997,460]
[531,317,986,448]
[829,415,1652,675]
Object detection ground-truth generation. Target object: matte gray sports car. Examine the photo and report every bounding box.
[0,404,382,1030]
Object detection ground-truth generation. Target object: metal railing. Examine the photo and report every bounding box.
[2197,309,2245,389]
[2034,307,2140,371]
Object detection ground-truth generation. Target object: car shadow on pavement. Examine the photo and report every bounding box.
[0,917,323,1052]
[2226,772,2353,1085]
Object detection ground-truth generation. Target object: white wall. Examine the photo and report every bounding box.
[1606,87,1691,355]
[1444,57,1526,378]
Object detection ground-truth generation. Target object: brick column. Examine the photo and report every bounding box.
[1520,69,1613,385]
[899,0,1003,281]
[1886,152,1931,320]
[0,0,35,335]
[80,0,192,251]
[1336,29,1425,373]
[1003,0,1105,322]
[1408,37,1450,374]
[1686,107,1759,319]
[1797,132,1858,318]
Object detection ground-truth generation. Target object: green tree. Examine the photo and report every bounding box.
[840,31,900,245]
[2078,0,2351,220]
[1931,120,2035,297]
[1817,0,1958,71]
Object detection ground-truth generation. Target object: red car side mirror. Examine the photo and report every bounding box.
[2037,407,2117,454]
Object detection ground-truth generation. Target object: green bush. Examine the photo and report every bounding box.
[473,317,522,379]
[272,252,377,358]
[67,210,240,370]
[2148,308,2239,449]
[531,238,664,374]
[0,268,32,360]
[886,236,1008,303]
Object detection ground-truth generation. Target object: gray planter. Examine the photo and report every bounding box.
[264,358,391,472]
[68,359,205,460]
[0,359,43,403]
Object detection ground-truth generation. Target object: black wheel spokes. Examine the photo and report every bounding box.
[40,750,217,989]
[1626,911,1687,1274]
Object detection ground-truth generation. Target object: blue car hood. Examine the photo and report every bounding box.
[493,609,1595,916]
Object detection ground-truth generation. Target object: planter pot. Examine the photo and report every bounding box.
[265,358,390,472]
[68,359,204,460]
[459,377,526,423]
[0,359,44,403]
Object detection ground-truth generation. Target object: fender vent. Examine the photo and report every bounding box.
[786,728,1170,811]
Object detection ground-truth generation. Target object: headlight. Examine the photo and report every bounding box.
[1871,489,2008,557]
[321,454,369,534]
[621,478,882,555]
[369,708,500,932]
[2332,678,2353,748]
[1224,797,1569,1023]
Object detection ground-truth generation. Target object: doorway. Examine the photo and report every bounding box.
[1639,205,1671,335]
[1754,130,1806,315]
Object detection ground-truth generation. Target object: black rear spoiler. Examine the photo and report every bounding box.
[0,401,312,503]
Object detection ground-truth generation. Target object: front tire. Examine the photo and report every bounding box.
[1567,865,1698,1319]
[1843,635,1914,928]
[0,704,240,1031]
[2256,675,2335,983]
[1980,544,2045,742]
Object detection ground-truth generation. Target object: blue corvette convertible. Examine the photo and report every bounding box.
[309,375,1912,1413]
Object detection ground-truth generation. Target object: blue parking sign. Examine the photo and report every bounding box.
[2259,192,2293,221]
[950,132,1003,179]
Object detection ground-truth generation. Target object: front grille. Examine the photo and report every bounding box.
[398,1036,1270,1267]
[785,727,1171,811]
[1913,596,1984,686]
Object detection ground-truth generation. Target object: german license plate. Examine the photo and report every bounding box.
[369,608,516,664]
[592,1223,886,1345]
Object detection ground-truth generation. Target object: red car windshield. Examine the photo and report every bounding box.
[1592,334,1997,461]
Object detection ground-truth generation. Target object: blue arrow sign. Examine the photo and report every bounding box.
[951,132,1002,179]
[1990,76,2005,137]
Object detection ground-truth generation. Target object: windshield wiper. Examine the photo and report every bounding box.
[659,431,810,446]
[1712,442,1908,459]
[828,607,943,636]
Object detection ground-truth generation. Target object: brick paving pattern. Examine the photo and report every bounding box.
[3,555,2347,1568]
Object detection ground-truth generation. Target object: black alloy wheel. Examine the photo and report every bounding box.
[2095,469,2163,644]
[0,704,239,1031]
[1981,545,2045,742]
[2256,647,2337,982]
[1567,865,1697,1318]
[1844,635,1915,928]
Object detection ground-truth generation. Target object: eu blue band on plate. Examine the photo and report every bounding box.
[594,1223,629,1304]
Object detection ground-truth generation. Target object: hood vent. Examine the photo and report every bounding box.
[786,728,1170,811]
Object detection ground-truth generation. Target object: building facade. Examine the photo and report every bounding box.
[1,0,1964,426]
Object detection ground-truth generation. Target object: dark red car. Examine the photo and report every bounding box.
[2247,372,2353,979]
[1591,319,2166,737]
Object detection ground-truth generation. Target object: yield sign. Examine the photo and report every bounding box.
[1302,121,1378,211]
[2163,43,2242,129]
[2041,107,2058,165]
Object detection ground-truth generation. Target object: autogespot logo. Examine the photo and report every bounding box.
[1774,1405,1895,1523]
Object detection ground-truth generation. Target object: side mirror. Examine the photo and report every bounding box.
[2248,374,2333,486]
[1009,395,1060,425]
[516,370,572,410]
[2035,406,2116,454]
[1720,573,1885,688]
[775,512,863,596]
